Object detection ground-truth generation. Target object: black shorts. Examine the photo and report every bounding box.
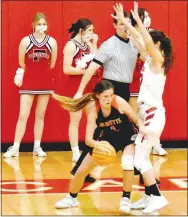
[103,79,130,102]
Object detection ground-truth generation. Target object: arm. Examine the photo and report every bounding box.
[18,36,29,70]
[75,41,111,98]
[14,36,29,87]
[84,101,99,148]
[76,61,101,96]
[115,95,148,135]
[130,1,164,64]
[111,3,148,61]
[49,37,57,69]
[63,41,84,75]
[129,36,149,62]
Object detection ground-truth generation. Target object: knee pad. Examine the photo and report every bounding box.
[134,157,152,174]
[121,155,134,170]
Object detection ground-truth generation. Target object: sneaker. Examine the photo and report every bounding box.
[33,147,46,157]
[142,195,168,214]
[3,146,19,158]
[119,197,131,214]
[72,152,80,162]
[84,174,96,183]
[55,194,79,209]
[131,193,151,209]
[152,144,168,156]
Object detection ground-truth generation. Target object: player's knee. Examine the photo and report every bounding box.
[121,155,134,170]
[134,156,141,171]
[134,158,152,174]
[140,160,152,174]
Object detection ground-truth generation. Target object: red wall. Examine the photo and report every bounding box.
[2,1,187,144]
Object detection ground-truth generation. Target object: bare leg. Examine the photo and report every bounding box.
[69,110,82,161]
[55,153,96,209]
[119,143,135,214]
[70,153,96,193]
[34,95,50,142]
[14,94,35,143]
[122,144,135,192]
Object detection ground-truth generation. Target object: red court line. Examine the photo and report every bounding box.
[1,176,187,195]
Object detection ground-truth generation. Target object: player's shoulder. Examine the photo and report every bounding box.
[21,36,30,43]
[19,36,30,47]
[63,40,77,53]
[48,36,57,45]
[85,100,98,114]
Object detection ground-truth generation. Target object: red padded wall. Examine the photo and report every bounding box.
[2,1,187,144]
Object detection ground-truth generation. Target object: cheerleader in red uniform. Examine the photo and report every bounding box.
[129,8,167,156]
[62,19,101,163]
[4,13,57,158]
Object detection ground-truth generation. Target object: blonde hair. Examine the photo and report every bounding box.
[32,12,48,30]
[52,93,97,112]
[52,80,115,112]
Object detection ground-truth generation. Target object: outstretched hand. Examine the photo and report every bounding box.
[130,1,140,22]
[111,3,127,24]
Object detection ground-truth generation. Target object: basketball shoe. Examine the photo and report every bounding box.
[142,195,168,214]
[3,146,19,158]
[33,147,46,157]
[55,194,79,209]
[152,144,168,156]
[119,197,131,214]
[131,193,151,209]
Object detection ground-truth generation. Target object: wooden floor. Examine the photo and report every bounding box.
[1,149,187,216]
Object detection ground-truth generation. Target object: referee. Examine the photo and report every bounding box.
[74,10,138,102]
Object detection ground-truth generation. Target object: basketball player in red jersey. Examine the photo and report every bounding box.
[3,13,57,158]
[129,8,167,156]
[62,19,101,163]
[52,80,148,214]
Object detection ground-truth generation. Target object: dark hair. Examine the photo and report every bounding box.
[113,11,129,24]
[130,8,149,27]
[52,80,114,112]
[149,30,174,73]
[68,18,92,39]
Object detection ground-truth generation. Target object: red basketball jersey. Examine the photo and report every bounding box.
[20,34,53,94]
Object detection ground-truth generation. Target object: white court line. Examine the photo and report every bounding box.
[2,190,187,196]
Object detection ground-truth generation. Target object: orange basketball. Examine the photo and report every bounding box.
[92,141,116,166]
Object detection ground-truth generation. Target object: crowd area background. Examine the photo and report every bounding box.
[2,1,187,146]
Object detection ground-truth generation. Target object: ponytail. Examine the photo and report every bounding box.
[52,80,115,112]
[52,92,97,112]
[161,37,174,74]
[149,30,174,74]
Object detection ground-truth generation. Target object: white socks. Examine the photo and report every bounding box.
[13,142,20,149]
[71,146,80,155]
[34,140,41,149]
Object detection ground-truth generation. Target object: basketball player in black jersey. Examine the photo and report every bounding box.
[52,80,148,214]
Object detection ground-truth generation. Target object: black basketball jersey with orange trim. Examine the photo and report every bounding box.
[94,100,135,151]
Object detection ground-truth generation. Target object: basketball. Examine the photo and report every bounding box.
[92,141,116,166]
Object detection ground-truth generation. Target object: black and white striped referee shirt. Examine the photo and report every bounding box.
[93,34,138,83]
